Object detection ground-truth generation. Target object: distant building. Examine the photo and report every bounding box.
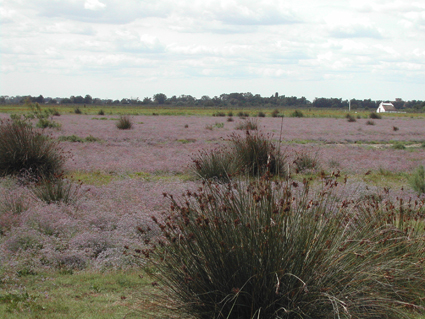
[377,102,397,113]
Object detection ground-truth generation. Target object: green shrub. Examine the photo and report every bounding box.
[235,119,258,130]
[227,111,233,117]
[346,114,356,122]
[31,174,82,204]
[148,177,425,319]
[291,110,304,117]
[271,109,280,117]
[84,135,100,142]
[98,109,105,115]
[366,120,375,125]
[58,135,84,142]
[391,142,406,150]
[257,111,266,117]
[0,119,64,180]
[212,112,226,117]
[409,165,425,194]
[36,118,61,129]
[74,107,82,114]
[369,112,382,119]
[116,115,132,130]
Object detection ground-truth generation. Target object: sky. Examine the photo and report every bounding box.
[1,0,424,101]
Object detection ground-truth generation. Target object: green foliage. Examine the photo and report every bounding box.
[235,118,258,130]
[0,119,65,180]
[366,120,375,125]
[257,111,266,117]
[409,165,425,194]
[392,142,406,150]
[212,112,226,117]
[31,175,82,204]
[271,109,280,117]
[98,109,105,115]
[291,110,304,117]
[346,113,356,122]
[74,107,82,114]
[36,118,61,129]
[116,115,132,130]
[192,149,236,182]
[369,112,382,119]
[149,177,425,319]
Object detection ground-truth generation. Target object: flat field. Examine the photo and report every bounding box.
[1,110,425,318]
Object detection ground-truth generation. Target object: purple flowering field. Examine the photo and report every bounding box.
[1,114,425,273]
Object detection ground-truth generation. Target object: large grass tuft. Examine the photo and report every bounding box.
[147,176,425,319]
[0,119,65,181]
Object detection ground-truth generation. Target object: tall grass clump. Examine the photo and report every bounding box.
[146,176,425,319]
[235,119,258,130]
[0,119,65,180]
[192,130,287,180]
[409,165,425,195]
[116,115,133,130]
[293,150,319,173]
[31,174,82,204]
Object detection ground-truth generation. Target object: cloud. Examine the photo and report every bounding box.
[329,24,383,39]
[84,0,106,11]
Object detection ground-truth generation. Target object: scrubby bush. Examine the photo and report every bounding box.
[212,112,226,117]
[369,112,382,119]
[147,176,425,319]
[235,119,258,130]
[391,142,406,150]
[366,120,375,125]
[74,107,82,114]
[0,119,65,180]
[346,114,356,122]
[291,110,304,117]
[257,111,266,117]
[192,149,236,182]
[409,165,425,194]
[98,109,105,115]
[116,115,132,130]
[271,109,280,117]
[393,126,399,131]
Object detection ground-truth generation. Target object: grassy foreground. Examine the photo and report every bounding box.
[0,270,176,318]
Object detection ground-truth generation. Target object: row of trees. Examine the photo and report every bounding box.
[1,93,424,110]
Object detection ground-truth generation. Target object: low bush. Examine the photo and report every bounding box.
[409,165,425,194]
[271,109,280,117]
[0,119,65,180]
[227,111,233,117]
[346,114,356,122]
[98,109,105,115]
[31,174,82,205]
[227,117,234,122]
[369,112,382,119]
[293,150,319,173]
[393,126,399,131]
[192,149,236,182]
[116,115,132,130]
[235,119,258,130]
[74,107,82,114]
[291,110,304,117]
[257,111,266,117]
[58,135,84,142]
[366,120,375,125]
[212,112,226,117]
[391,142,406,150]
[147,177,425,319]
[36,118,61,129]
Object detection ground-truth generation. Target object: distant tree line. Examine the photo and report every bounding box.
[1,93,424,111]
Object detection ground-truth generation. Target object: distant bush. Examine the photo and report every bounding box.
[271,109,280,117]
[369,112,382,119]
[212,112,226,117]
[148,176,425,319]
[192,149,236,182]
[237,111,249,118]
[227,111,233,117]
[391,142,406,150]
[366,120,375,125]
[346,114,356,122]
[257,111,266,117]
[116,115,132,130]
[36,118,61,129]
[98,109,105,116]
[58,135,84,143]
[393,126,399,131]
[74,107,82,114]
[291,110,304,117]
[409,165,425,194]
[235,118,258,130]
[293,150,320,173]
[0,119,64,180]
[227,117,234,122]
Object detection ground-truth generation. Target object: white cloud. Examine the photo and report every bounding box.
[84,0,106,11]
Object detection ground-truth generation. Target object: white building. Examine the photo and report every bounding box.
[377,102,397,113]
